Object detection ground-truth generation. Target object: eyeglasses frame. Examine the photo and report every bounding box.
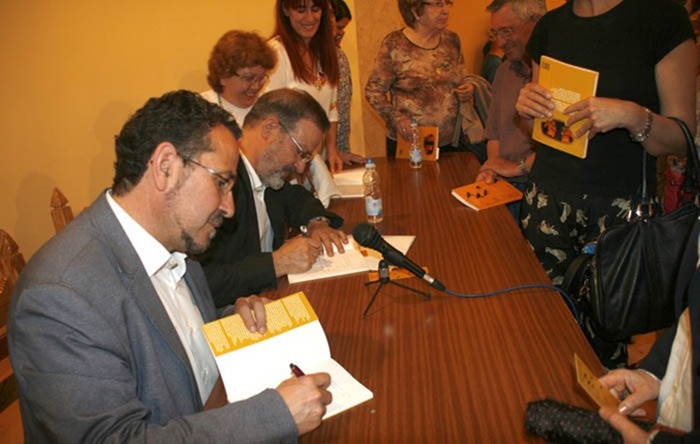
[278,121,314,164]
[183,156,235,195]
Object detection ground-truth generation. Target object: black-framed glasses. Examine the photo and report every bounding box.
[234,73,269,86]
[278,121,314,164]
[422,0,453,8]
[184,157,235,195]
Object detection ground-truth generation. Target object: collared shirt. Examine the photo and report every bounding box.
[200,89,251,129]
[240,153,273,252]
[105,191,219,403]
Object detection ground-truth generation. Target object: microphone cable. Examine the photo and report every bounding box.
[442,284,581,324]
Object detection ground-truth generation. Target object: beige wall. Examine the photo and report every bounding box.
[0,0,563,259]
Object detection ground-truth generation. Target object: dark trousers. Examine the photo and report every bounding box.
[520,181,633,368]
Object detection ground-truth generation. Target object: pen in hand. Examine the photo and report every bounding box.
[290,363,305,377]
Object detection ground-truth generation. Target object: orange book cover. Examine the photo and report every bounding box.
[396,126,439,161]
[533,56,599,159]
[451,178,523,211]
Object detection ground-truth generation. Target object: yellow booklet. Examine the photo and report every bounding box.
[396,126,439,161]
[451,178,523,211]
[533,56,599,159]
[202,292,373,418]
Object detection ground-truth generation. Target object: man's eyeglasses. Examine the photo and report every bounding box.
[422,0,453,8]
[235,73,269,86]
[184,157,235,195]
[489,26,516,40]
[278,121,314,164]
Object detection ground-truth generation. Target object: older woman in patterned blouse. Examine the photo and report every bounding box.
[365,0,474,158]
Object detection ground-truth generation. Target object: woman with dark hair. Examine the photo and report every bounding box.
[265,0,346,172]
[329,0,364,164]
[365,0,476,158]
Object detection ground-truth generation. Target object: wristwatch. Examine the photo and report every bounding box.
[299,216,330,236]
[629,107,653,143]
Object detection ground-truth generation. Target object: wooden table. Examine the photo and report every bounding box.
[265,153,602,443]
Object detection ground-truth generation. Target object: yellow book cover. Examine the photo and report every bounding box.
[451,178,523,211]
[396,126,439,161]
[533,56,599,159]
[201,291,374,417]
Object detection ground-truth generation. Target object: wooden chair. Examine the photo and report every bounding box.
[50,188,74,233]
[0,230,24,329]
[0,230,24,444]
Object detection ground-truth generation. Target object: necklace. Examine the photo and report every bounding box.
[313,70,326,90]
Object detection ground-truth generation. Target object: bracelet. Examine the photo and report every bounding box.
[629,107,653,143]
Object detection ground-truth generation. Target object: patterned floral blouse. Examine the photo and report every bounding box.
[337,47,352,153]
[365,29,467,143]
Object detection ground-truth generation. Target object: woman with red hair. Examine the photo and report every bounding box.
[266,0,349,173]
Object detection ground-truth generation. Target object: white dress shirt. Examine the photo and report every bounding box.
[240,153,274,252]
[105,191,219,403]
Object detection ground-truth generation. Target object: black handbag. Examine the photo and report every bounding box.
[563,117,700,342]
[524,398,654,443]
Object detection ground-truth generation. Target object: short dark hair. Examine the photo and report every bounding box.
[486,0,546,21]
[112,90,238,195]
[329,0,352,20]
[243,88,330,134]
[398,0,424,28]
[207,30,277,93]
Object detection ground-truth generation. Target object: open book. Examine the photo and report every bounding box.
[451,179,523,211]
[201,291,373,419]
[533,56,599,159]
[287,235,416,284]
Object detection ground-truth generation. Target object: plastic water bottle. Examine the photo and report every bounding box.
[362,158,384,224]
[409,118,423,169]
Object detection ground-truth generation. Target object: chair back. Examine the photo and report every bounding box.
[50,188,74,233]
[0,229,25,343]
[0,230,23,443]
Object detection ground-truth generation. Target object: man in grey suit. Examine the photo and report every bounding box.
[8,90,331,442]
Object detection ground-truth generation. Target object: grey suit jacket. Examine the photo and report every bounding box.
[8,193,297,443]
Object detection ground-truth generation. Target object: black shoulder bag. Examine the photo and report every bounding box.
[562,117,700,342]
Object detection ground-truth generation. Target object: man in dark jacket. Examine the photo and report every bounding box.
[199,89,347,307]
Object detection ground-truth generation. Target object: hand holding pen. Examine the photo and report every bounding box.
[276,364,333,435]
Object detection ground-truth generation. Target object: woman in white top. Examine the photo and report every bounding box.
[266,0,346,173]
[200,30,277,127]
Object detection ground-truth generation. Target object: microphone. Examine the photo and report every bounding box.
[352,223,446,291]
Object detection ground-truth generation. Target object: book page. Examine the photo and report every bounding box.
[301,358,374,419]
[201,292,373,418]
[533,56,599,159]
[287,236,370,284]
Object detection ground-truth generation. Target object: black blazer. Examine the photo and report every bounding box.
[198,158,342,306]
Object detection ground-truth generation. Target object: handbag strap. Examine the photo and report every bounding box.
[637,117,698,216]
[668,117,700,196]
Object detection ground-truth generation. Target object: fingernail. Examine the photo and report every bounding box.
[618,404,630,415]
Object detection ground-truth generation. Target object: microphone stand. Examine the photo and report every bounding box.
[362,260,431,318]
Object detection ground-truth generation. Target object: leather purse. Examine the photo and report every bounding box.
[524,398,653,443]
[563,117,700,342]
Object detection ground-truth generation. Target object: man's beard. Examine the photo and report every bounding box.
[181,211,225,255]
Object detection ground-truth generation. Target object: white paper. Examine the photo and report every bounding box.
[202,293,373,419]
